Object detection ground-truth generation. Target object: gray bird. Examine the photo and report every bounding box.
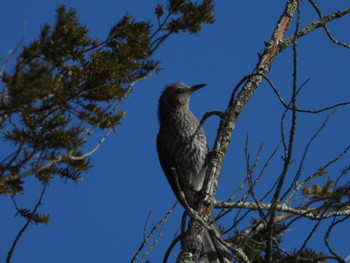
[157,82,208,207]
[157,83,231,263]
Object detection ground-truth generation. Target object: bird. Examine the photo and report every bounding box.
[157,82,208,207]
[157,82,231,263]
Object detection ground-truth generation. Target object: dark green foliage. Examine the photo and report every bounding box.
[231,222,328,262]
[155,4,164,19]
[150,0,214,51]
[0,1,215,224]
[167,0,215,34]
[16,208,50,225]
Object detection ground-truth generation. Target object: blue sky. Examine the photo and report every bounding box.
[1,1,350,262]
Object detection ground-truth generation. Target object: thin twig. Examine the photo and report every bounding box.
[143,211,152,240]
[193,110,223,140]
[296,219,322,258]
[221,142,281,235]
[163,234,183,263]
[130,202,178,263]
[244,137,268,230]
[266,6,301,260]
[171,168,210,230]
[7,182,48,263]
[324,216,349,263]
[279,7,350,52]
[199,111,223,127]
[297,144,350,190]
[138,222,166,263]
[282,111,336,204]
[69,128,113,160]
[308,0,350,49]
[215,201,350,220]
[216,176,248,220]
[263,73,350,113]
[279,77,311,154]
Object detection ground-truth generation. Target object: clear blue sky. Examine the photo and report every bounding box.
[1,1,350,262]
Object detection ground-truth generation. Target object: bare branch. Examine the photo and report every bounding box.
[138,222,166,263]
[193,110,223,141]
[279,77,310,154]
[204,0,300,203]
[262,74,350,113]
[324,216,350,263]
[178,2,304,262]
[199,111,223,127]
[163,234,182,263]
[171,168,210,230]
[279,7,350,52]
[69,128,113,160]
[282,111,336,203]
[143,211,152,240]
[296,219,322,258]
[296,144,350,191]
[308,0,350,49]
[130,202,178,263]
[215,201,350,220]
[244,136,268,230]
[266,5,301,261]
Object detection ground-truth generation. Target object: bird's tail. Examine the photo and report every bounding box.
[201,214,232,263]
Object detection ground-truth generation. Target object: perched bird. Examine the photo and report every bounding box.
[157,82,231,263]
[157,82,208,207]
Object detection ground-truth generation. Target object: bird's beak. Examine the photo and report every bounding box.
[191,84,207,93]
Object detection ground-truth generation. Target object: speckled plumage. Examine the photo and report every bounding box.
[157,83,232,263]
[157,82,208,207]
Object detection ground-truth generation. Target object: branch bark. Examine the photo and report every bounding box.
[215,201,350,220]
[177,1,350,262]
[279,7,350,52]
[177,0,300,261]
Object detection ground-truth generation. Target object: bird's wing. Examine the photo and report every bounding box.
[156,132,184,204]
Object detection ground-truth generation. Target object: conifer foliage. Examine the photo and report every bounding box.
[0,1,214,214]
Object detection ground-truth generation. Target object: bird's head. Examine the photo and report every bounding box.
[159,82,206,109]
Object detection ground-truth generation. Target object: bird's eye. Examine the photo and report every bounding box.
[177,88,184,94]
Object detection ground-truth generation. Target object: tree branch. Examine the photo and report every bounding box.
[266,6,300,260]
[7,183,48,263]
[262,74,350,113]
[308,0,350,49]
[279,7,350,52]
[131,202,178,263]
[215,201,350,220]
[178,1,301,261]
